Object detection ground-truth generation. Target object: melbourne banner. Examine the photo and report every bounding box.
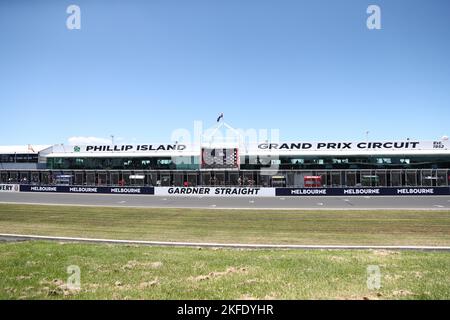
[13,185,450,196]
[276,187,450,196]
[0,184,20,193]
[155,187,276,197]
[20,185,154,195]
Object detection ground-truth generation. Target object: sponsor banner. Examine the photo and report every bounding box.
[14,185,450,196]
[155,187,276,197]
[20,185,154,195]
[276,187,450,196]
[0,184,20,193]
[20,186,59,193]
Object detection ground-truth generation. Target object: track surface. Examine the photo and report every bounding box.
[1,192,450,209]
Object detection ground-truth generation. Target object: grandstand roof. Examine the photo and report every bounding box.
[0,145,51,155]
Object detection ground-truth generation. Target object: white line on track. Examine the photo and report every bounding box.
[1,233,449,251]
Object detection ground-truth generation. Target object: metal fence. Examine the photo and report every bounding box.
[1,169,449,188]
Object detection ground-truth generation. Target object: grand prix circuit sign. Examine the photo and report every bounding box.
[257,141,423,151]
[51,140,449,155]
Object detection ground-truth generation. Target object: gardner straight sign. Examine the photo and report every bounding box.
[155,187,276,197]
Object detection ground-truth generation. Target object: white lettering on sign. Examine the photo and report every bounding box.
[31,186,57,192]
[69,187,98,193]
[397,188,434,195]
[110,188,141,194]
[290,189,327,195]
[344,188,380,195]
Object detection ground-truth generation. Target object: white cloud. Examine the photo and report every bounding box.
[67,136,112,145]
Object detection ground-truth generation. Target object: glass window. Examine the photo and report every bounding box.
[405,170,417,186]
[345,171,357,187]
[376,158,391,164]
[421,170,434,186]
[436,170,448,186]
[375,170,387,187]
[390,170,402,186]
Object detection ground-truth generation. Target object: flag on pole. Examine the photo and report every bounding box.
[217,112,224,122]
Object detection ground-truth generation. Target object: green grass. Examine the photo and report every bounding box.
[0,204,449,245]
[0,241,449,300]
[1,204,449,299]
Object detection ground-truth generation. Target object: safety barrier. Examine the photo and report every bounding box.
[4,185,450,196]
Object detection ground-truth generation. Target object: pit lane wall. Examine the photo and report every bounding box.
[2,185,450,196]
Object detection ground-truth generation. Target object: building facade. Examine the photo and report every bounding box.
[1,139,450,188]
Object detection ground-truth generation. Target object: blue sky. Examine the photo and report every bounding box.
[0,0,449,145]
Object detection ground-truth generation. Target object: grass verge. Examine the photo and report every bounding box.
[1,241,449,300]
[0,204,449,245]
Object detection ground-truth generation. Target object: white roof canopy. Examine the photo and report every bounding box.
[0,145,51,155]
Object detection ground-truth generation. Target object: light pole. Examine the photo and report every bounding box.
[110,135,114,146]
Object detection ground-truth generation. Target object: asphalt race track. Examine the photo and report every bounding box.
[1,192,450,209]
